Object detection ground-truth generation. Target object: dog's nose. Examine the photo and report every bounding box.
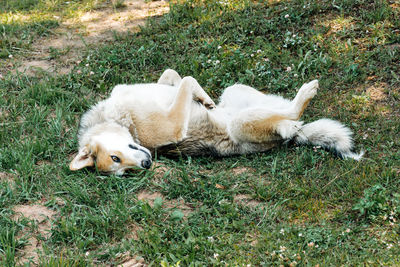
[141,159,152,169]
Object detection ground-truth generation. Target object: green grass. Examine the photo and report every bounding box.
[1,0,400,265]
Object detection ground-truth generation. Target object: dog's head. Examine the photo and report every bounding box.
[69,123,152,175]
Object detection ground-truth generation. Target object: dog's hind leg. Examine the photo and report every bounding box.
[158,69,182,86]
[290,79,318,119]
[228,80,318,143]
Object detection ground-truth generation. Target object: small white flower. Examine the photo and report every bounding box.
[208,236,215,242]
[85,251,89,256]
[76,60,81,64]
[85,63,89,67]
[215,60,220,64]
[280,246,287,251]
[280,228,285,234]
[89,71,94,75]
[315,244,319,248]
[286,66,292,72]
[387,244,393,249]
[298,233,303,237]
[217,45,222,49]
[264,58,270,62]
[257,49,262,53]
[53,15,60,19]
[8,54,13,58]
[345,228,351,233]
[251,54,254,57]
[213,253,219,259]
[246,264,251,267]
[285,14,290,18]
[207,59,212,63]
[250,31,254,34]
[294,73,298,78]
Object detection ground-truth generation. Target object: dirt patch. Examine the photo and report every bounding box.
[137,190,194,218]
[366,83,387,101]
[118,253,147,267]
[234,194,263,209]
[12,204,57,265]
[6,0,169,76]
[151,161,172,180]
[137,190,163,205]
[125,223,143,241]
[231,166,256,175]
[0,172,15,184]
[345,82,399,118]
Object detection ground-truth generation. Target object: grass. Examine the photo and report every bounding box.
[1,0,400,265]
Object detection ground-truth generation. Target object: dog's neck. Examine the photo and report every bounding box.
[78,100,141,146]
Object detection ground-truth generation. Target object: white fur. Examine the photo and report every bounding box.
[295,119,364,160]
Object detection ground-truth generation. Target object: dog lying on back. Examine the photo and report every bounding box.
[70,69,363,175]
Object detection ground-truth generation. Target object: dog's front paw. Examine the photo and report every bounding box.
[204,100,216,109]
[196,97,216,109]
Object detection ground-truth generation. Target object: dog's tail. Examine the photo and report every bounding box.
[294,119,364,160]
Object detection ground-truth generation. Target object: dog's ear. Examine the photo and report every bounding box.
[69,146,94,171]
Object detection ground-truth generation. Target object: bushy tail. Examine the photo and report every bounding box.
[294,119,364,160]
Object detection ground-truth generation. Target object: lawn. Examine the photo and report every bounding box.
[1,0,400,265]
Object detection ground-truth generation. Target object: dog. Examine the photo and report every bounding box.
[70,69,363,175]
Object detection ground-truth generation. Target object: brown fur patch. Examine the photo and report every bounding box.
[297,99,311,119]
[95,145,121,171]
[140,112,183,147]
[133,84,192,148]
[240,115,287,143]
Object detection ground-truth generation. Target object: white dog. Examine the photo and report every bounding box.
[70,69,363,175]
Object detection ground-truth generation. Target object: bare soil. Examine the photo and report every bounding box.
[6,0,169,76]
[12,204,57,265]
[233,194,263,209]
[137,190,194,219]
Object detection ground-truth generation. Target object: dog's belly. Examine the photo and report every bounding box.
[111,83,178,109]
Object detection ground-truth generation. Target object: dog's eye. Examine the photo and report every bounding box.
[129,144,138,150]
[111,155,121,163]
